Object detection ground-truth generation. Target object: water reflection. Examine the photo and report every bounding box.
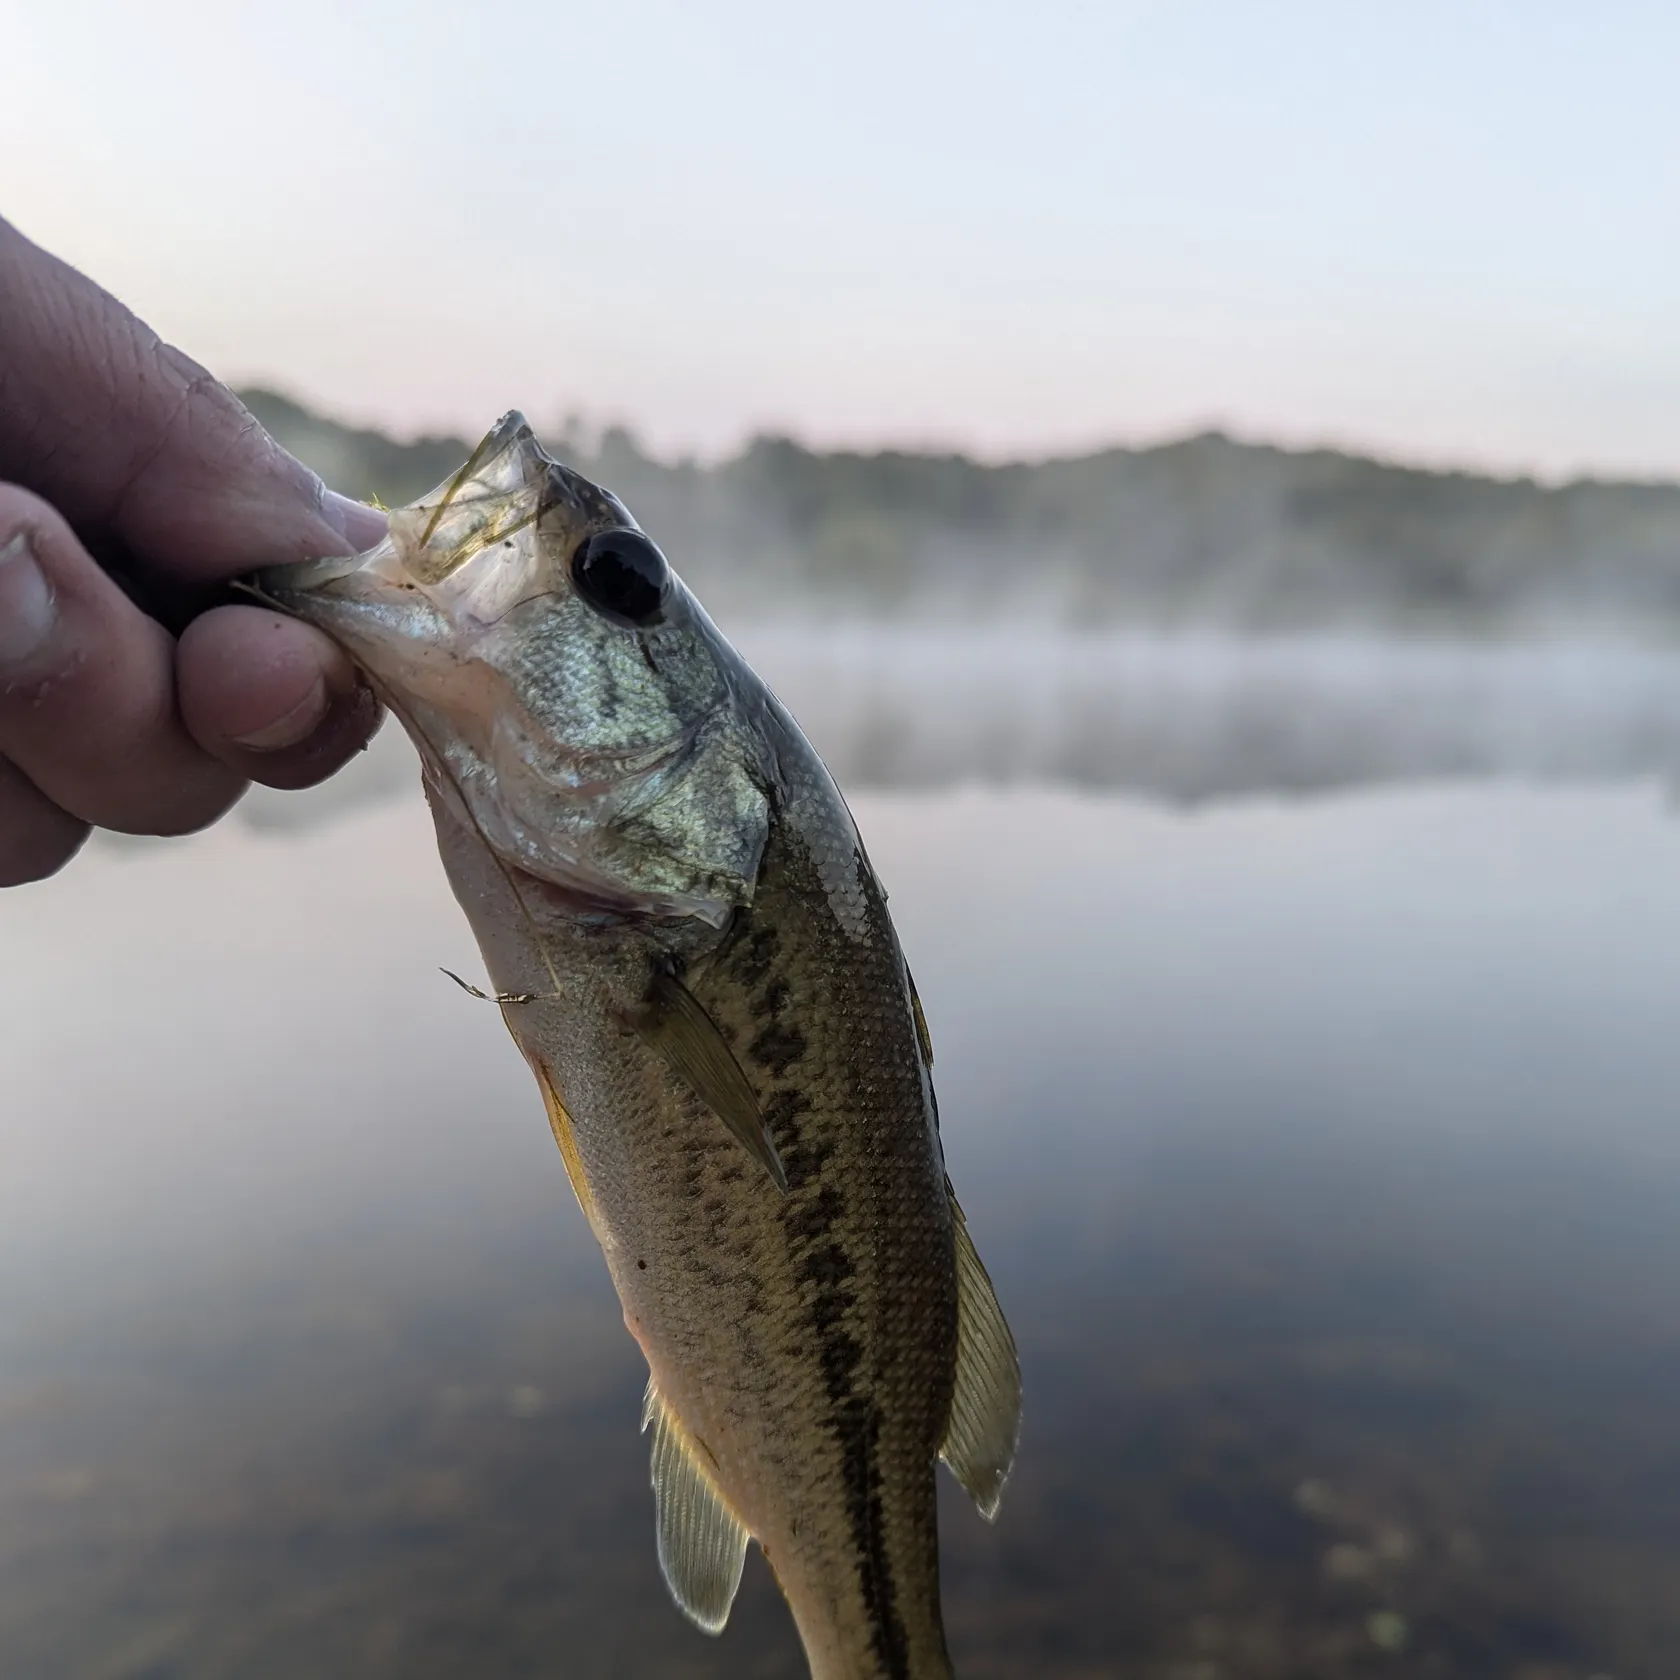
[228,633,1680,841]
[6,784,1680,1676]
[725,629,1680,801]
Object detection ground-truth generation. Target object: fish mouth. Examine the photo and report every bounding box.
[254,410,556,604]
[257,411,639,624]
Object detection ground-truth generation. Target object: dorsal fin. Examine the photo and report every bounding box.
[636,969,788,1192]
[641,1378,750,1633]
[940,1187,1021,1520]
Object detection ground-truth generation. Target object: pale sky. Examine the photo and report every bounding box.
[5,2,1679,477]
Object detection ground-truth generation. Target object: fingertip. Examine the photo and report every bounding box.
[242,677,384,792]
[179,606,339,747]
[179,606,384,790]
[321,490,389,553]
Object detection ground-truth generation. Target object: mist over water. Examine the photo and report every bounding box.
[733,627,1680,801]
[231,629,1680,837]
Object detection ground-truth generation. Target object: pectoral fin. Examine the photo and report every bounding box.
[636,971,788,1192]
[642,1379,750,1634]
[940,1187,1022,1520]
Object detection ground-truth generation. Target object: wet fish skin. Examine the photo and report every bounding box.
[432,718,959,1678]
[257,415,1018,1680]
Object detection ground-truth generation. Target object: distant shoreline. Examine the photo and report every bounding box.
[244,389,1680,637]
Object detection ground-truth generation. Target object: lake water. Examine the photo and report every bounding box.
[5,762,1680,1677]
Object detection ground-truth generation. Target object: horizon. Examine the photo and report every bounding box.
[247,382,1680,493]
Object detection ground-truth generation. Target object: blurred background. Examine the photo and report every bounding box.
[5,4,1680,1677]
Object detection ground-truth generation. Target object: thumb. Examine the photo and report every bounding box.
[0,216,385,584]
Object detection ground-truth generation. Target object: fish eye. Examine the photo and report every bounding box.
[571,529,670,627]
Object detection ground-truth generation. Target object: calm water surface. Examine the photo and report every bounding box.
[4,781,1680,1679]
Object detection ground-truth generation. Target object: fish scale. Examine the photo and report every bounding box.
[436,732,957,1677]
[257,413,1019,1680]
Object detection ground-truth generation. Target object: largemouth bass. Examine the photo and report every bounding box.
[257,414,1020,1679]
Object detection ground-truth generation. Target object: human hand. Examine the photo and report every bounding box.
[0,216,388,886]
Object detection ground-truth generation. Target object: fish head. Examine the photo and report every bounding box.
[259,412,770,925]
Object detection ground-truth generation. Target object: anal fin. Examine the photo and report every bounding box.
[940,1185,1022,1520]
[641,1378,750,1633]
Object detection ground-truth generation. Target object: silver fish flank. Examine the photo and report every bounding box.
[257,413,1021,1680]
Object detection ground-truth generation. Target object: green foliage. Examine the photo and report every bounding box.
[244,390,1680,628]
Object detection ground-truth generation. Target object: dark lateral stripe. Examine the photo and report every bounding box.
[840,1397,910,1679]
[786,1179,911,1678]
